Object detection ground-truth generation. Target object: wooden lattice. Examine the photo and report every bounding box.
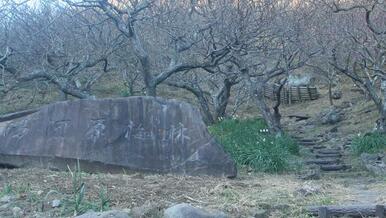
[264,83,319,104]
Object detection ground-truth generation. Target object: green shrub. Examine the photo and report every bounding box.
[209,118,300,173]
[352,133,386,156]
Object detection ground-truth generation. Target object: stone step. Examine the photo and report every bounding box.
[316,149,342,155]
[311,147,339,152]
[300,142,318,146]
[311,145,327,150]
[305,159,341,165]
[320,164,351,171]
[315,153,343,158]
[299,140,323,145]
[321,171,369,178]
[294,137,321,142]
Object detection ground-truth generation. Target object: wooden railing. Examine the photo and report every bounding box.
[264,83,319,104]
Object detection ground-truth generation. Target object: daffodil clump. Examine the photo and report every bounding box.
[209,118,299,173]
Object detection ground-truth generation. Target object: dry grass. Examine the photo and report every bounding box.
[1,168,386,217]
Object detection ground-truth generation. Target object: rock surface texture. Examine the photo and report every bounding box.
[75,210,131,218]
[0,97,236,177]
[164,203,228,218]
[361,153,386,176]
[319,106,344,125]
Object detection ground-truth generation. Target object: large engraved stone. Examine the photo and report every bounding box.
[0,97,236,177]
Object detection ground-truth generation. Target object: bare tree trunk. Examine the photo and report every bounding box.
[164,81,215,125]
[361,78,386,133]
[60,91,68,101]
[379,80,386,133]
[138,56,157,96]
[146,84,157,97]
[328,80,334,106]
[243,70,283,135]
[213,78,233,121]
[255,84,283,135]
[273,80,286,126]
[198,96,215,125]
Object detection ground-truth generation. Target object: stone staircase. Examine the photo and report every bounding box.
[292,135,352,174]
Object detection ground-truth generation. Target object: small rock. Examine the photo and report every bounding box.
[74,210,130,218]
[0,203,10,211]
[12,206,23,218]
[164,203,228,218]
[330,126,338,133]
[51,199,61,208]
[295,183,321,197]
[361,153,386,176]
[249,208,269,218]
[340,101,352,109]
[299,168,321,180]
[0,195,14,203]
[272,204,290,210]
[257,203,271,210]
[319,106,344,125]
[359,185,369,191]
[131,201,162,217]
[332,90,342,99]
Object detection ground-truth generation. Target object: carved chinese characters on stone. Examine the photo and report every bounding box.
[0,97,237,177]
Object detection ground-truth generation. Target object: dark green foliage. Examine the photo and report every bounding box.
[352,133,386,155]
[209,118,300,173]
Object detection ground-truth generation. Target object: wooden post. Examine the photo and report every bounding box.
[297,86,301,102]
[318,207,330,218]
[376,205,385,218]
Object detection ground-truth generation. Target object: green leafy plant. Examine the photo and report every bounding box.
[98,187,110,212]
[209,118,300,173]
[120,88,131,97]
[352,133,386,155]
[0,184,13,197]
[61,161,111,216]
[68,161,86,216]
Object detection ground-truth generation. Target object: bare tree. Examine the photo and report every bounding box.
[0,1,122,100]
[165,64,241,124]
[228,0,316,135]
[64,0,233,96]
[325,0,386,132]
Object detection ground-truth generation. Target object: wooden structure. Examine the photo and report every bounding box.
[308,204,385,218]
[264,83,319,104]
